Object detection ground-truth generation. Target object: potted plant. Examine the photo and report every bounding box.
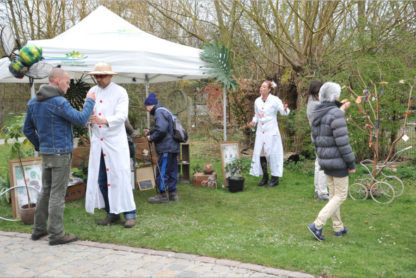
[1,115,36,224]
[203,163,214,175]
[225,157,249,193]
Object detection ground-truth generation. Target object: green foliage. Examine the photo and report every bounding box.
[225,157,251,178]
[396,163,416,180]
[316,27,416,161]
[0,174,10,204]
[0,115,33,159]
[65,77,91,138]
[200,43,237,91]
[70,167,87,181]
[280,106,315,158]
[191,163,203,174]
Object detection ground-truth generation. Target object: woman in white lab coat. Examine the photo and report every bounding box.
[249,80,290,187]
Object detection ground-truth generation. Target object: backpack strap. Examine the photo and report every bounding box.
[156,107,174,119]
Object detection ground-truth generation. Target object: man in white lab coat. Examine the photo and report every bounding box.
[249,80,290,187]
[85,62,136,228]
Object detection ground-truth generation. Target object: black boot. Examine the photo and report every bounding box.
[266,176,279,187]
[257,157,269,186]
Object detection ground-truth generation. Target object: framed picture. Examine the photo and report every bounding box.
[136,166,156,191]
[9,157,42,219]
[219,142,240,188]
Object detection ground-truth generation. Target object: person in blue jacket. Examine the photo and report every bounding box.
[23,68,95,246]
[144,93,180,203]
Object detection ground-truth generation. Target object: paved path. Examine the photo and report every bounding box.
[0,231,313,278]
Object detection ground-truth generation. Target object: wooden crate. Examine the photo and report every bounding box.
[193,172,217,188]
[133,137,158,164]
[65,183,86,202]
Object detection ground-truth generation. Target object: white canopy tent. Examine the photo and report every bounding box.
[0,6,229,140]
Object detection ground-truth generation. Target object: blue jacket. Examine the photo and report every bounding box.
[23,85,95,154]
[149,104,180,154]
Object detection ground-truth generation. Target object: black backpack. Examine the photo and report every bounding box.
[156,107,188,143]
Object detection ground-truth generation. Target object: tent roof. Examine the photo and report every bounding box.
[0,6,207,84]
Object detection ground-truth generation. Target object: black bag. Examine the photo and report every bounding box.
[156,107,188,143]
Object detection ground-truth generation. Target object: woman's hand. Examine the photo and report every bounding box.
[283,103,288,112]
[248,121,255,128]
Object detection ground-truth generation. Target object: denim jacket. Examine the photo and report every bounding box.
[23,85,95,154]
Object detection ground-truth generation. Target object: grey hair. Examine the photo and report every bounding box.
[48,68,66,83]
[319,82,341,102]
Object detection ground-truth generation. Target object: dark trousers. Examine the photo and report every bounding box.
[34,153,71,241]
[98,152,135,219]
[156,153,178,193]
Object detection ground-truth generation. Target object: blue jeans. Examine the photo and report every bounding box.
[98,152,136,219]
[155,153,178,193]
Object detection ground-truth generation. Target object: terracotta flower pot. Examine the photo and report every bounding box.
[20,203,36,225]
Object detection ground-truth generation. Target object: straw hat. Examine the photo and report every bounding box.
[88,62,118,75]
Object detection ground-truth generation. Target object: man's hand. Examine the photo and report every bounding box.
[349,169,356,174]
[86,91,96,101]
[144,129,150,135]
[340,99,351,111]
[146,135,151,141]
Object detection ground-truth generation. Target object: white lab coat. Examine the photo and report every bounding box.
[249,94,290,177]
[85,82,136,214]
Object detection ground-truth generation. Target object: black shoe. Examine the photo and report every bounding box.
[266,176,279,187]
[31,231,48,240]
[257,175,269,186]
[97,215,121,226]
[49,234,78,246]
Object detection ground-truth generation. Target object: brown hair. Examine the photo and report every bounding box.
[308,80,323,101]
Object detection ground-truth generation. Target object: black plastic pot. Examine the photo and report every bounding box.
[227,177,244,193]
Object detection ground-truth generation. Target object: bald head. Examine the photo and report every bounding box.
[49,68,70,94]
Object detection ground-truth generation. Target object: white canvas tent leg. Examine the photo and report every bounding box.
[30,80,35,98]
[145,74,150,128]
[223,87,227,141]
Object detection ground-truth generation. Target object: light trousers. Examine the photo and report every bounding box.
[314,175,348,232]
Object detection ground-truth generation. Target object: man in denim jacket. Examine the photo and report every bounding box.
[23,68,95,245]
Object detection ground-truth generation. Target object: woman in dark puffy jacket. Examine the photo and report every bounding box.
[307,82,356,241]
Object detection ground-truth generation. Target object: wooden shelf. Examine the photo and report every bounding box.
[178,143,190,183]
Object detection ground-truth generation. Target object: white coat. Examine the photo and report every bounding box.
[249,94,290,177]
[85,82,136,214]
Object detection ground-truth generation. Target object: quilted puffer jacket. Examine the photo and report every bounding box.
[311,101,356,177]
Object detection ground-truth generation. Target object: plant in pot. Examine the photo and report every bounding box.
[225,157,249,193]
[1,115,36,224]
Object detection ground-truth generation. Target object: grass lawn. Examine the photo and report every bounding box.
[0,141,415,277]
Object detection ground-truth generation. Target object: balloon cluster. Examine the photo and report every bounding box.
[8,45,42,78]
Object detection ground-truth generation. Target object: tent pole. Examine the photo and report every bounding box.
[30,79,35,99]
[30,78,38,157]
[145,74,150,128]
[223,87,227,141]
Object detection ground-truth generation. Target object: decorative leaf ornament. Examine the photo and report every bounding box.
[200,43,237,91]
